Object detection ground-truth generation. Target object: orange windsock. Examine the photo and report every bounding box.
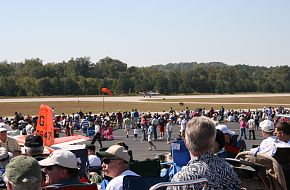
[35,104,55,146]
[102,88,113,96]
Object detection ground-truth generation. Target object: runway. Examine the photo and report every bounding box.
[1,93,290,103]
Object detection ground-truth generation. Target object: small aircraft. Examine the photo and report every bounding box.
[11,104,91,155]
[13,134,91,154]
[139,90,160,97]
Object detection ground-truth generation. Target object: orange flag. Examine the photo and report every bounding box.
[102,88,113,96]
[35,104,55,146]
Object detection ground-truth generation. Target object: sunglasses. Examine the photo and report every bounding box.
[45,165,56,171]
[102,158,120,164]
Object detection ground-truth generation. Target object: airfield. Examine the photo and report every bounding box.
[1,93,287,160]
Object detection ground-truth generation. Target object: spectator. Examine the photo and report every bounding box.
[251,120,290,156]
[133,127,138,140]
[274,121,290,143]
[123,115,132,138]
[216,124,246,158]
[3,155,42,190]
[0,128,21,156]
[213,129,226,157]
[86,145,102,185]
[86,145,101,169]
[97,145,139,190]
[39,149,96,189]
[168,116,241,190]
[0,147,13,188]
[24,134,45,161]
[147,125,157,151]
[91,120,103,148]
[239,117,247,140]
[166,118,174,144]
[247,116,256,140]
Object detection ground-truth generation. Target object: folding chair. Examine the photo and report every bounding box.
[149,178,208,190]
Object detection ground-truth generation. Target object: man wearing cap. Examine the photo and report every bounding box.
[39,149,97,189]
[24,134,45,161]
[215,124,246,158]
[3,155,42,190]
[0,127,21,156]
[98,144,139,190]
[251,120,290,156]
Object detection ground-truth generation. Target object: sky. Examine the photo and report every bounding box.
[0,0,289,67]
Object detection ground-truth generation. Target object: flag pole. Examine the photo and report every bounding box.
[102,93,104,113]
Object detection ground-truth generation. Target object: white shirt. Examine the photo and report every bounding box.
[180,119,187,132]
[251,136,290,156]
[247,119,255,130]
[106,170,139,190]
[166,122,174,132]
[95,124,100,133]
[25,124,33,134]
[133,128,138,135]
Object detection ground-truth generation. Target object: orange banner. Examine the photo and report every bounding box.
[102,87,113,96]
[36,104,54,146]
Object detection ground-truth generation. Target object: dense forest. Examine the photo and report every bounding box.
[0,57,289,96]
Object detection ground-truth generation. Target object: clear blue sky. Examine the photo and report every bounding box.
[0,0,289,67]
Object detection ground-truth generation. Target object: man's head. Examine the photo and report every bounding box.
[3,155,42,190]
[97,145,130,178]
[38,149,79,185]
[86,144,96,155]
[260,120,274,138]
[24,135,44,157]
[274,121,290,143]
[185,116,216,155]
[0,127,7,142]
[215,124,235,144]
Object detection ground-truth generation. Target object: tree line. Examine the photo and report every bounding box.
[0,57,289,96]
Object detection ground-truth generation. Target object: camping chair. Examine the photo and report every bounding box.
[272,147,290,190]
[161,140,190,179]
[123,175,169,190]
[236,151,287,190]
[129,158,161,177]
[149,178,208,190]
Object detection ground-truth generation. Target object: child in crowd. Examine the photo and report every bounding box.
[133,127,138,140]
[147,125,156,151]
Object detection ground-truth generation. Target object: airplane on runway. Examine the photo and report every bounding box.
[139,90,160,97]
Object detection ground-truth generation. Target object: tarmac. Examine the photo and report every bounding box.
[90,121,263,161]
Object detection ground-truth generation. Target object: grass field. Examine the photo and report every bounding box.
[0,95,290,117]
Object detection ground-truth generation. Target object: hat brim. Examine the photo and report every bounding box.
[225,130,235,135]
[38,157,56,167]
[96,152,115,159]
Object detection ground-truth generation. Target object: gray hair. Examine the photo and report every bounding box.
[3,175,41,190]
[185,116,216,153]
[24,146,44,156]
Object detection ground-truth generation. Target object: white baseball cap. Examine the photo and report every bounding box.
[38,149,78,169]
[97,145,130,163]
[216,124,235,135]
[259,120,274,132]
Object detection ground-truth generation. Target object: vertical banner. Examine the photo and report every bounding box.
[36,104,55,146]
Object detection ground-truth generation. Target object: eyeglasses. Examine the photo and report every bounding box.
[102,158,120,164]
